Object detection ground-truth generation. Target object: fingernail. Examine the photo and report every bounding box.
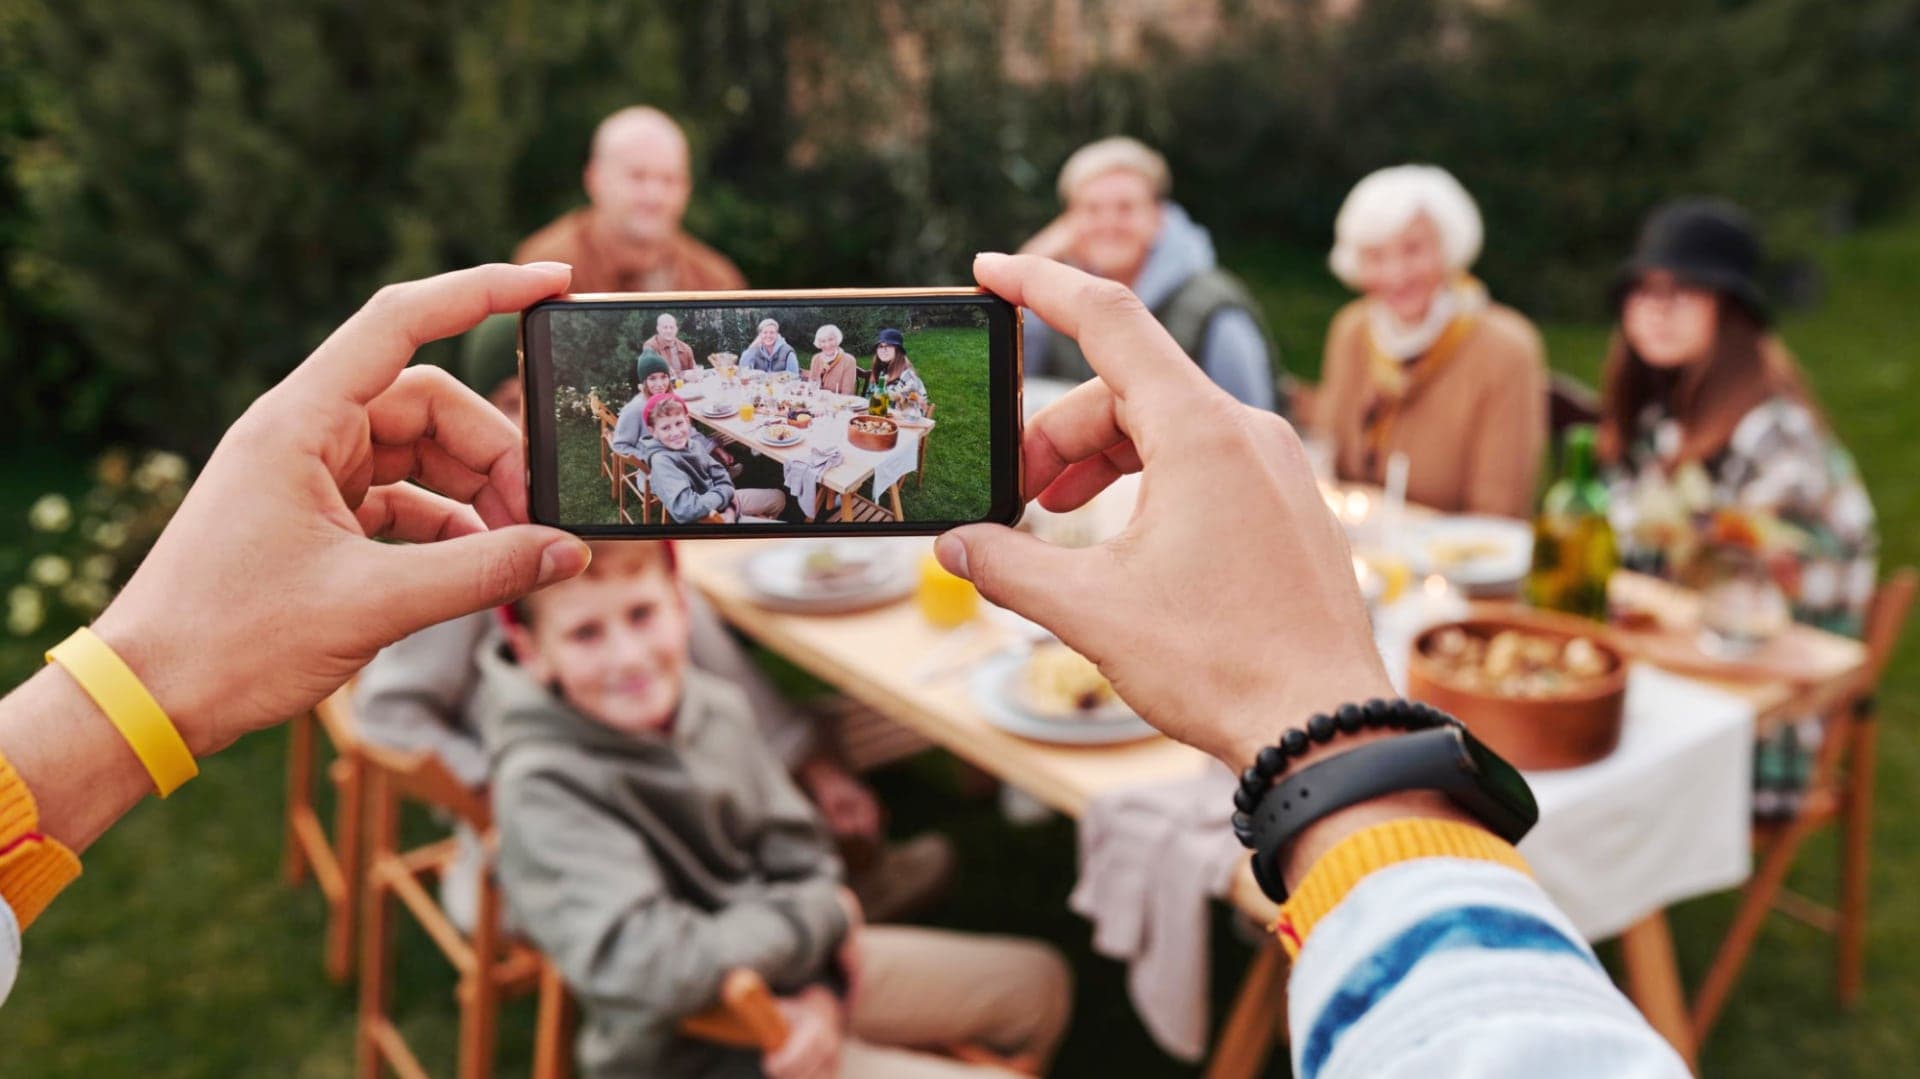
[525,260,573,274]
[537,538,590,585]
[973,251,1007,263]
[934,534,971,580]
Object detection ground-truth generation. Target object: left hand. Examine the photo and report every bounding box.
[802,758,883,840]
[764,985,845,1079]
[91,262,592,757]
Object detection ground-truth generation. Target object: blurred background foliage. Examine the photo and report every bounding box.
[0,0,1915,453]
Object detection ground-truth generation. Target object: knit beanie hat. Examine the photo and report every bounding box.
[637,349,673,382]
[460,314,521,395]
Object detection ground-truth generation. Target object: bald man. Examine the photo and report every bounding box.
[514,106,746,292]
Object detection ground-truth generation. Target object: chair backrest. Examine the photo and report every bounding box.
[359,739,492,831]
[1861,567,1918,690]
[676,969,788,1051]
[588,392,618,429]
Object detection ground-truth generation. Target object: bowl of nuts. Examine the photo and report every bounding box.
[847,414,900,451]
[1407,608,1628,770]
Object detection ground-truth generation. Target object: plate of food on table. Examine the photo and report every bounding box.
[758,423,805,448]
[1413,515,1534,593]
[741,540,916,613]
[970,641,1157,746]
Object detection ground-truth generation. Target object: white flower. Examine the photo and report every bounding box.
[28,554,72,587]
[7,586,44,637]
[28,494,72,533]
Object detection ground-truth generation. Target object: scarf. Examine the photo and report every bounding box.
[1359,276,1489,476]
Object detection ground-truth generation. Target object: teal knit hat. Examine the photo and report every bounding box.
[636,349,673,381]
[460,314,521,396]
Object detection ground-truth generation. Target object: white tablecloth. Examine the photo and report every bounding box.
[1375,596,1754,942]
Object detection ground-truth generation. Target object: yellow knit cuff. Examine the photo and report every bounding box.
[1271,818,1530,959]
[0,748,83,928]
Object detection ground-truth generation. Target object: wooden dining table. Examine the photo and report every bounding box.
[679,369,932,522]
[676,507,1868,1076]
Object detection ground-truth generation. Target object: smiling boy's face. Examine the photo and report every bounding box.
[508,543,688,734]
[653,407,692,450]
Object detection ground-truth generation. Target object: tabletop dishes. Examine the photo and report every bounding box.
[740,540,916,613]
[970,642,1157,746]
[847,414,900,451]
[1414,515,1534,594]
[759,423,804,448]
[1407,607,1628,770]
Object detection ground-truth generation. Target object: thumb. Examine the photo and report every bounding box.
[371,526,591,635]
[936,525,1102,635]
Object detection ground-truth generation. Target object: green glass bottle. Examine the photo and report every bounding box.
[1526,425,1618,619]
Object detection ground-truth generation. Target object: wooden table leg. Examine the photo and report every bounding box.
[1206,940,1289,1079]
[888,482,904,521]
[1620,910,1698,1073]
[841,490,855,522]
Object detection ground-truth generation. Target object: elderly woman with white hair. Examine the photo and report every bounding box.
[1019,136,1284,412]
[806,323,859,394]
[738,317,800,375]
[1311,165,1547,518]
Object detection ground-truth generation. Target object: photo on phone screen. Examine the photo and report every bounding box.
[522,290,1024,537]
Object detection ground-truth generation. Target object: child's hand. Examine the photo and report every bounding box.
[834,886,865,1005]
[802,758,882,840]
[765,985,844,1079]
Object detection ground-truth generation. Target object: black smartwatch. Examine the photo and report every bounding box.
[1239,714,1538,903]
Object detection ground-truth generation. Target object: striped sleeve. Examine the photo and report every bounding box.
[1284,835,1688,1079]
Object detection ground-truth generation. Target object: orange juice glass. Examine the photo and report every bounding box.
[917,553,979,628]
[739,403,755,422]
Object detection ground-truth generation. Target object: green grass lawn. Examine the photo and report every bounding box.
[2,211,1917,1075]
[558,327,994,527]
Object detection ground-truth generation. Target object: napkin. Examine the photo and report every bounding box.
[784,446,843,520]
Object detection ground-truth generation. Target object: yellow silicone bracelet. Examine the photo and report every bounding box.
[46,627,198,797]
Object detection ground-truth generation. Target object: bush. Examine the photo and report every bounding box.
[3,0,1914,450]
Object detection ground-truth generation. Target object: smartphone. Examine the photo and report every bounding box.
[521,289,1024,537]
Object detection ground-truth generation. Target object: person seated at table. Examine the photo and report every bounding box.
[358,320,952,927]
[483,541,1073,1078]
[644,312,698,375]
[807,323,859,395]
[1018,136,1283,412]
[1599,198,1878,634]
[1311,164,1547,518]
[643,394,788,523]
[612,351,741,477]
[866,328,928,409]
[740,317,800,375]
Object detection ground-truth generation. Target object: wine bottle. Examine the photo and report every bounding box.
[1526,425,1618,619]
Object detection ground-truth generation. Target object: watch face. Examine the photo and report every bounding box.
[1458,728,1540,817]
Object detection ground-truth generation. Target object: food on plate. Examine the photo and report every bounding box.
[764,424,796,442]
[790,411,813,428]
[800,543,879,590]
[1427,538,1509,570]
[1423,626,1615,697]
[1021,642,1119,717]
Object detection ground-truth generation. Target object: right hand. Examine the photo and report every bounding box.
[764,985,845,1079]
[939,254,1393,771]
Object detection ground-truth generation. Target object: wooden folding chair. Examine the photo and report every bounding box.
[914,402,937,490]
[676,968,1038,1074]
[615,452,656,524]
[1690,567,1917,1043]
[356,740,571,1079]
[283,682,366,983]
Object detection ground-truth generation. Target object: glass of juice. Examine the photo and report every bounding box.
[917,553,979,628]
[739,403,755,422]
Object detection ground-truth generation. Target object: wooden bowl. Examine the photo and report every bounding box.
[1406,607,1627,770]
[847,414,899,451]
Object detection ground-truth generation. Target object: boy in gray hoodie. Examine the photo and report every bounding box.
[641,394,786,523]
[482,542,1071,1078]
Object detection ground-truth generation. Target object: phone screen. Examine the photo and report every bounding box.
[522,291,1024,537]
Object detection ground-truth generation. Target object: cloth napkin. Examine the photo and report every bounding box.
[869,431,922,502]
[783,446,842,520]
[1069,765,1243,1061]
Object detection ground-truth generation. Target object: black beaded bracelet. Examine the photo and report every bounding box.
[1229,698,1459,849]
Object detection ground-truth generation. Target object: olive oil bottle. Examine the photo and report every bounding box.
[1526,425,1618,619]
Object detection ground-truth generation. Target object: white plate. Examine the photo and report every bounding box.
[699,404,737,419]
[759,429,804,448]
[1414,515,1534,588]
[740,541,915,613]
[969,649,1157,746]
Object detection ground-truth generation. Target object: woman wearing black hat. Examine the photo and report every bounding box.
[865,328,930,408]
[1600,199,1878,629]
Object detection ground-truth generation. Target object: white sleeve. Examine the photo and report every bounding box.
[1289,859,1687,1079]
[1,894,19,1008]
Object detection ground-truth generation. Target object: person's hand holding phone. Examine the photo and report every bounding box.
[1,263,591,850]
[939,254,1394,773]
